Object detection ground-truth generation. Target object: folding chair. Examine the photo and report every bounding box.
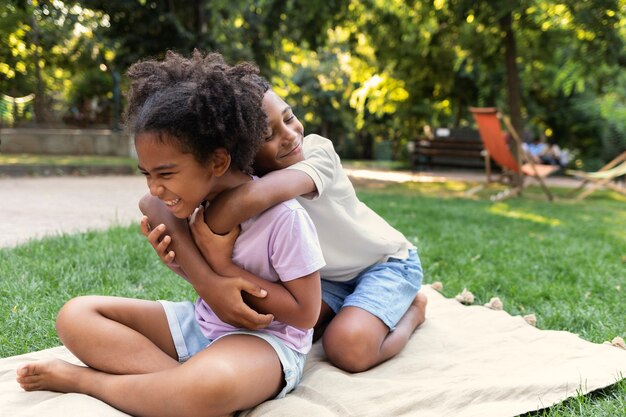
[566,151,626,200]
[469,107,559,201]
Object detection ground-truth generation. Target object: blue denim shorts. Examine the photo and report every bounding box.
[158,300,306,399]
[322,249,423,331]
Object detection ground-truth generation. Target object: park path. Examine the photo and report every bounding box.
[0,175,146,248]
[0,168,580,248]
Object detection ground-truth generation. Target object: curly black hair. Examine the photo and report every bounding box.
[124,50,269,173]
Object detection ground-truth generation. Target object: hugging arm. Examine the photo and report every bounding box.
[189,205,321,329]
[255,270,320,329]
[139,169,319,329]
[204,169,316,235]
[139,195,274,329]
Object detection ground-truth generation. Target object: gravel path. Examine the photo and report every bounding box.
[0,169,581,248]
[0,175,146,248]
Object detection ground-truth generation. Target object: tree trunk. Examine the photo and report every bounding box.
[31,11,47,124]
[196,0,207,38]
[454,97,463,127]
[111,69,121,130]
[500,11,523,187]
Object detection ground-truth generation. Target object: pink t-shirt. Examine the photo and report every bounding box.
[194,198,325,353]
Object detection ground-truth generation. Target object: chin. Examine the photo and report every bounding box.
[173,207,194,219]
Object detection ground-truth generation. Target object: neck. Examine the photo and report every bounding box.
[205,169,252,202]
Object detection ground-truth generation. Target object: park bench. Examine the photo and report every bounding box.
[409,127,485,171]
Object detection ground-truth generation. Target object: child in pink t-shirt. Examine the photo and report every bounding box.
[16,51,324,417]
[194,191,323,354]
[142,68,426,374]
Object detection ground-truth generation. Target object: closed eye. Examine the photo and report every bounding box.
[138,170,174,179]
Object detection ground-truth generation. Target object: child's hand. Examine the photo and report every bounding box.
[196,276,274,329]
[189,206,239,271]
[140,216,185,276]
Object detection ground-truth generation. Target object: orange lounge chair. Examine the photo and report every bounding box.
[469,107,559,201]
[566,151,626,200]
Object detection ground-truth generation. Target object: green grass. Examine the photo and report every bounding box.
[0,226,196,356]
[1,180,625,415]
[359,181,626,416]
[364,182,626,345]
[0,153,137,167]
[342,158,411,171]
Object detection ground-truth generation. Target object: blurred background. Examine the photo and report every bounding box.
[1,0,624,170]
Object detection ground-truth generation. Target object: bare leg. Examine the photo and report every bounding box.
[17,334,283,417]
[322,292,427,372]
[56,296,178,374]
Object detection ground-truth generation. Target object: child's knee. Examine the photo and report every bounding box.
[56,296,98,338]
[322,325,377,373]
[182,362,241,412]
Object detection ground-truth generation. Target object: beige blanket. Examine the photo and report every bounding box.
[2,285,625,417]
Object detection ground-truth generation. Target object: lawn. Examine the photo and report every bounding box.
[0,153,137,167]
[1,180,625,416]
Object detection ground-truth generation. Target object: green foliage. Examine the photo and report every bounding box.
[0,0,117,124]
[68,67,112,102]
[0,1,37,96]
[1,0,624,160]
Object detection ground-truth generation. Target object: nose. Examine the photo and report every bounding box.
[280,127,298,148]
[147,177,164,197]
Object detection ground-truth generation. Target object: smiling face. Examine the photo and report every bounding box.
[135,132,217,219]
[253,90,305,176]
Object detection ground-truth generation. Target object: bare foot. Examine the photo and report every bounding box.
[409,291,428,330]
[16,359,86,393]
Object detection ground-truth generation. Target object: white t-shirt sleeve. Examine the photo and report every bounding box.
[287,135,339,200]
[270,206,325,282]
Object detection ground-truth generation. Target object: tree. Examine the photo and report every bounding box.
[0,0,117,125]
[4,0,623,163]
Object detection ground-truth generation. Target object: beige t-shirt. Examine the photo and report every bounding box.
[288,134,413,282]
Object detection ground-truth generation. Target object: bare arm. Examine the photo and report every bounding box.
[226,265,320,329]
[189,205,322,329]
[139,194,274,329]
[205,169,316,235]
[140,216,189,279]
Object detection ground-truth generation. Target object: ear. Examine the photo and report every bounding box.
[210,148,231,177]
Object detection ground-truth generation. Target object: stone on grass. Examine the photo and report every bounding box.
[523,314,537,327]
[484,297,503,310]
[455,288,474,305]
[611,336,625,349]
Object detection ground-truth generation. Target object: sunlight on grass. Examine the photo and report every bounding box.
[609,192,626,203]
[488,203,562,226]
[403,180,473,196]
[442,180,470,191]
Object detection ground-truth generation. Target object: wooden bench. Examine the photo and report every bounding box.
[409,127,485,170]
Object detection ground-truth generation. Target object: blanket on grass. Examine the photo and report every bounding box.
[2,285,625,417]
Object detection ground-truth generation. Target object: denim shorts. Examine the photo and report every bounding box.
[322,249,423,331]
[158,300,306,399]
